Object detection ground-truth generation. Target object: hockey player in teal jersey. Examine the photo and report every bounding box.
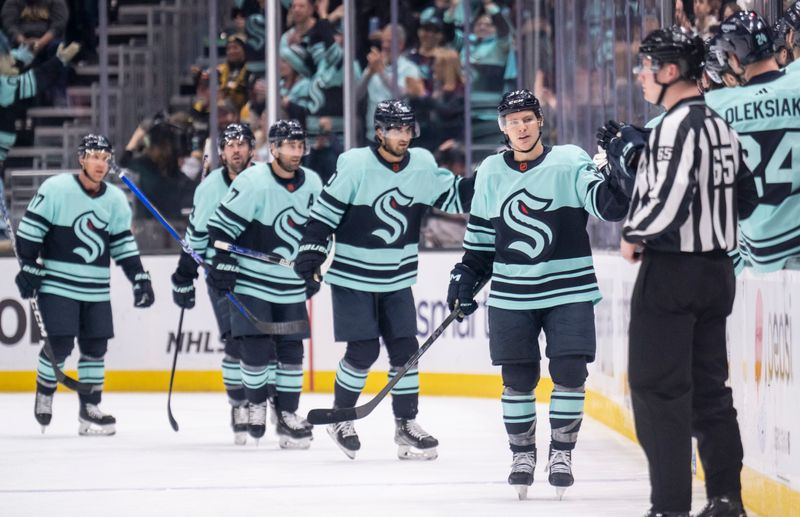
[294,99,475,461]
[704,10,800,272]
[447,90,631,500]
[15,134,154,435]
[171,123,255,445]
[206,120,321,448]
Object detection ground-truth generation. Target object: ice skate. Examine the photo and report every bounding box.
[78,403,116,436]
[276,411,313,449]
[327,420,360,459]
[394,418,438,460]
[231,403,249,445]
[694,494,747,517]
[34,390,53,433]
[508,450,536,500]
[268,396,278,425]
[248,402,268,443]
[547,446,574,500]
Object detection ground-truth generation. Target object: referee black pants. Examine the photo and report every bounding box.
[628,250,743,513]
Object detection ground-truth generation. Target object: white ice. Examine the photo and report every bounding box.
[0,393,716,517]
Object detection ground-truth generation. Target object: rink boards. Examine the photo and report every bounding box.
[0,252,798,516]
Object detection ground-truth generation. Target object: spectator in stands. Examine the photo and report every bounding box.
[279,57,312,122]
[408,15,445,94]
[120,112,197,222]
[280,0,345,119]
[240,77,266,133]
[693,0,721,37]
[410,47,464,150]
[1,0,70,105]
[356,24,424,143]
[451,0,512,92]
[65,0,97,64]
[719,1,741,21]
[192,36,251,116]
[0,30,78,179]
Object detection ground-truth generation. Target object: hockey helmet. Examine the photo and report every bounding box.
[78,134,114,158]
[717,10,774,66]
[785,0,800,31]
[773,19,790,50]
[497,89,543,120]
[374,99,419,138]
[637,26,705,81]
[704,35,732,84]
[219,122,256,150]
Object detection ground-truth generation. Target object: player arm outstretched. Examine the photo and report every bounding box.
[431,166,476,214]
[575,145,633,223]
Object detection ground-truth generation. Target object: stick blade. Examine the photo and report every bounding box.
[167,408,179,432]
[307,407,357,425]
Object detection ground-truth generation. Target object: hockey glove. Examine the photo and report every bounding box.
[447,263,480,321]
[171,271,196,309]
[596,120,648,179]
[305,281,321,300]
[207,252,239,294]
[15,262,45,299]
[294,243,327,292]
[133,272,155,308]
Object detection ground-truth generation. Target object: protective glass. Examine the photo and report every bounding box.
[82,150,113,163]
[272,138,310,156]
[381,123,420,139]
[632,57,661,76]
[497,115,539,130]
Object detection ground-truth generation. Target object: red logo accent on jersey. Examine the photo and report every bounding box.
[519,162,528,172]
[287,217,295,227]
[392,163,400,172]
[391,198,398,209]
[287,183,295,192]
[519,201,529,215]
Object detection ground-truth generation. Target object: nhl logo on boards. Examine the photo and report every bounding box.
[519,162,528,172]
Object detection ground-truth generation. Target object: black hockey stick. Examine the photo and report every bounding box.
[166,307,184,432]
[115,167,308,336]
[0,185,92,394]
[306,277,490,425]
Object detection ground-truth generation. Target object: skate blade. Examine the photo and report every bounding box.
[278,435,312,450]
[514,485,528,500]
[555,487,567,500]
[326,426,357,460]
[78,421,116,436]
[234,432,247,446]
[397,444,438,461]
[40,425,47,434]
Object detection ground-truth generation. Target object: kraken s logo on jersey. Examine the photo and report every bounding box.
[371,188,413,245]
[273,207,309,260]
[72,211,109,263]
[501,189,554,261]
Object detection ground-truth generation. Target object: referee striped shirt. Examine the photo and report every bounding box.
[622,96,757,253]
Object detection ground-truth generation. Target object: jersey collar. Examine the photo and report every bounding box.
[269,162,306,193]
[73,173,107,198]
[371,145,411,172]
[503,146,551,173]
[747,69,785,85]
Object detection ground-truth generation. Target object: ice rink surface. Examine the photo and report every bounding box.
[0,392,717,517]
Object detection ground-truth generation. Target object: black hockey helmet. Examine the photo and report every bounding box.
[785,0,800,30]
[705,35,732,84]
[497,89,543,120]
[219,122,255,149]
[268,119,306,145]
[637,26,705,81]
[78,134,114,157]
[374,99,417,135]
[717,10,774,66]
[773,19,790,50]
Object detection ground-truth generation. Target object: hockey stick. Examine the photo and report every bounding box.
[166,307,184,432]
[306,277,490,425]
[114,166,308,336]
[214,240,322,282]
[213,240,293,268]
[0,184,92,394]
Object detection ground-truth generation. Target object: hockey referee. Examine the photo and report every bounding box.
[599,27,757,517]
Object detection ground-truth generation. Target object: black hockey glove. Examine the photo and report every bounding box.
[133,272,155,308]
[171,271,195,309]
[15,261,45,299]
[294,242,327,293]
[596,120,648,179]
[447,263,480,321]
[207,252,239,294]
[305,281,321,299]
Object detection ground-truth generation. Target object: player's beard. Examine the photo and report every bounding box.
[381,140,408,159]
[226,154,251,174]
